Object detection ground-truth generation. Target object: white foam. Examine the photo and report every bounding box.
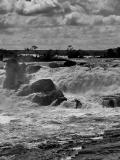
[0,114,16,124]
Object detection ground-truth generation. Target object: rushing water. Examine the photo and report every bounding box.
[0,62,120,145]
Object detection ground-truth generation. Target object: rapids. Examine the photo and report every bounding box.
[0,62,120,146]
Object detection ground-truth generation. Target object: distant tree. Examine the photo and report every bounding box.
[67,45,75,58]
[76,50,84,58]
[24,48,30,56]
[67,45,73,51]
[67,45,83,58]
[116,47,120,57]
[25,48,29,51]
[43,49,55,61]
[31,45,38,50]
[107,48,114,58]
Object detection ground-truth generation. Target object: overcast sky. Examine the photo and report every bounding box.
[0,0,120,50]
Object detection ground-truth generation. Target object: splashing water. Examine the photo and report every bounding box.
[0,63,120,144]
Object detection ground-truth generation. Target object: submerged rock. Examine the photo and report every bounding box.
[49,62,61,68]
[26,65,41,74]
[49,61,76,68]
[32,90,66,106]
[17,79,56,96]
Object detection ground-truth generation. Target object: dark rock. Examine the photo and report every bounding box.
[102,95,120,108]
[32,90,65,106]
[74,99,82,109]
[17,79,56,96]
[64,60,76,67]
[26,65,41,74]
[0,144,27,157]
[17,78,66,106]
[49,63,60,68]
[104,129,120,139]
[112,64,119,68]
[102,98,115,108]
[77,61,87,66]
[38,142,61,150]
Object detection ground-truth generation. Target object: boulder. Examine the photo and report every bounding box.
[26,65,41,74]
[17,78,66,106]
[17,79,56,96]
[102,95,120,108]
[32,90,66,106]
[49,63,60,68]
[49,61,76,68]
[64,60,76,67]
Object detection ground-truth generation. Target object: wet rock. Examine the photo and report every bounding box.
[49,62,60,68]
[74,99,82,109]
[102,95,120,108]
[111,64,119,68]
[103,129,120,140]
[102,98,115,108]
[32,90,66,106]
[17,78,66,106]
[0,144,28,157]
[64,60,76,67]
[38,141,61,150]
[26,65,41,74]
[17,79,56,96]
[77,61,87,66]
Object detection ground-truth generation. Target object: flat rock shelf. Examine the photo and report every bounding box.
[1,128,120,160]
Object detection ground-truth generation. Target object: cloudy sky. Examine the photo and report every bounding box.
[0,0,120,50]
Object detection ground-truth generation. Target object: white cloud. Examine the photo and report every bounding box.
[15,0,62,16]
[0,0,62,16]
[0,0,120,50]
[0,0,15,14]
[87,0,118,13]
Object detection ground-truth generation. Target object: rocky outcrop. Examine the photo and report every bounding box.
[102,94,120,108]
[49,62,62,68]
[17,79,66,106]
[26,65,41,74]
[49,61,76,68]
[17,79,56,96]
[64,60,76,67]
[2,129,120,160]
[32,90,66,106]
[0,144,28,157]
